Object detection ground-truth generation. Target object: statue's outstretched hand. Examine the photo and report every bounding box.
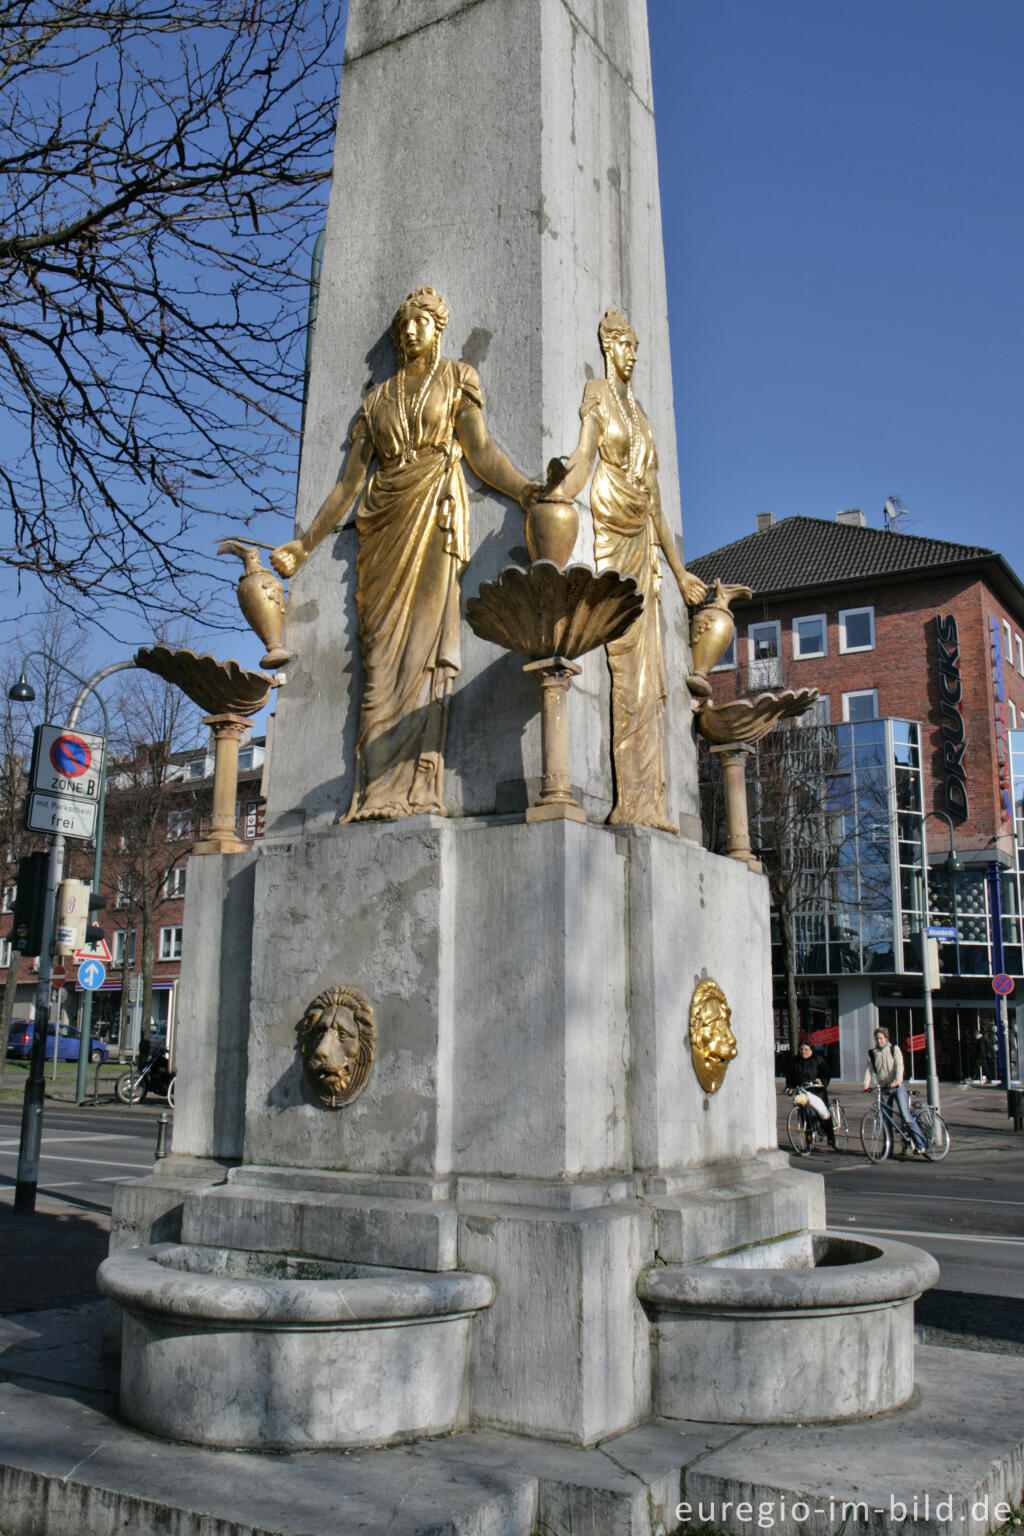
[271,540,307,578]
[518,481,544,513]
[679,569,707,607]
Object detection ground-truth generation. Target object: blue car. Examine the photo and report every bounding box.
[6,1023,109,1063]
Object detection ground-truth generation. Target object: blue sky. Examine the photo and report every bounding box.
[649,0,1024,576]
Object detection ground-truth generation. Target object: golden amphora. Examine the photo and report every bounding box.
[525,457,580,569]
[687,578,753,697]
[217,539,292,672]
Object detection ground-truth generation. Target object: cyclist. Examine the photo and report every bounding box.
[862,1025,927,1154]
[785,1037,836,1149]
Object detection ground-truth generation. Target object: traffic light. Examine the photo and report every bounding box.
[11,851,48,956]
[55,879,90,955]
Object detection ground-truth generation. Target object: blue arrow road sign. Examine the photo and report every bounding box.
[77,959,106,991]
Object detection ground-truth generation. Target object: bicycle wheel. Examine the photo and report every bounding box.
[918,1108,950,1161]
[787,1106,813,1155]
[831,1102,850,1152]
[167,1075,176,1111]
[114,1070,148,1105]
[860,1110,890,1162]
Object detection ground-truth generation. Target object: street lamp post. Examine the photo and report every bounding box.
[8,655,135,1212]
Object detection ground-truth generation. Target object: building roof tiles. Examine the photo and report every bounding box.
[689,516,994,597]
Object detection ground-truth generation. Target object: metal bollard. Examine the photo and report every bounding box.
[154,1112,170,1161]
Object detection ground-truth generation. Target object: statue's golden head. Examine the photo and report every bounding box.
[298,985,376,1109]
[689,978,737,1095]
[598,308,638,353]
[391,286,449,362]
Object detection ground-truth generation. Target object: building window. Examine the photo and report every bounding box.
[0,938,11,968]
[1003,619,1012,664]
[838,607,875,653]
[186,758,206,780]
[793,614,827,660]
[167,810,193,842]
[799,695,831,726]
[711,633,736,670]
[112,929,137,966]
[158,926,183,961]
[163,866,186,900]
[1,884,15,914]
[748,621,782,687]
[1010,701,1018,730]
[1016,634,1024,675]
[842,689,878,723]
[115,874,139,909]
[238,747,254,771]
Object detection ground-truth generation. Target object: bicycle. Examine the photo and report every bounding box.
[114,1049,176,1108]
[859,1087,949,1162]
[786,1091,849,1155]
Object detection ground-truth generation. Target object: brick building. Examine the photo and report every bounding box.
[689,511,1024,1083]
[1,730,266,1063]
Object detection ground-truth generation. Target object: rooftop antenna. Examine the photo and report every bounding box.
[883,495,909,533]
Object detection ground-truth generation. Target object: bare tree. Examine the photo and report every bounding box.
[101,672,202,1043]
[0,1,342,627]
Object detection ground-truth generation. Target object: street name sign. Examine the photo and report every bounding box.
[31,725,106,803]
[25,792,98,840]
[927,926,958,941]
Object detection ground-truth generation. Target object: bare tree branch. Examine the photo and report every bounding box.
[0,1,343,626]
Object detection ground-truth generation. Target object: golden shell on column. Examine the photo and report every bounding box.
[689,978,738,1094]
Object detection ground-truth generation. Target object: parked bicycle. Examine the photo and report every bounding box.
[114,1048,176,1108]
[859,1087,949,1162]
[787,1091,849,1155]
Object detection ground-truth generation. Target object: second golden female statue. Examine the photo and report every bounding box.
[560,310,707,831]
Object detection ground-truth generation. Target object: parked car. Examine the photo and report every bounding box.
[6,1023,109,1063]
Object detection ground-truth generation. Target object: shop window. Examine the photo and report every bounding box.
[158,926,183,961]
[842,689,878,723]
[838,607,875,654]
[793,614,827,660]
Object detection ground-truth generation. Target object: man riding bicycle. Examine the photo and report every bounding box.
[862,1025,927,1154]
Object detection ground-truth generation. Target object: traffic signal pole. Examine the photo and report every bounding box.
[13,832,66,1212]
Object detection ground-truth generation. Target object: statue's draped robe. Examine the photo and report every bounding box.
[581,377,675,832]
[345,358,481,820]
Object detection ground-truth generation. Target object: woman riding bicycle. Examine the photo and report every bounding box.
[862,1025,927,1154]
[785,1037,836,1149]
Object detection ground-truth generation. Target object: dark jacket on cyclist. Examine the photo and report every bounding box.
[785,1048,831,1096]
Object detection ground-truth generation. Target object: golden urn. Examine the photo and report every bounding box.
[687,578,753,697]
[525,458,580,569]
[217,539,291,672]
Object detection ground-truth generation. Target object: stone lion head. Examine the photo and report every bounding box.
[689,978,737,1095]
[298,985,376,1109]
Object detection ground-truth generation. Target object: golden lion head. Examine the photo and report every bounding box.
[298,985,376,1109]
[689,978,737,1095]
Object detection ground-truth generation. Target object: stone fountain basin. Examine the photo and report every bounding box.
[98,1243,495,1449]
[639,1231,939,1424]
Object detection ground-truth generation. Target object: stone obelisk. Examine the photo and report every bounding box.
[113,0,819,1452]
[266,0,698,834]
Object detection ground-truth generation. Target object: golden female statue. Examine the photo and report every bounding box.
[272,287,538,821]
[560,310,707,831]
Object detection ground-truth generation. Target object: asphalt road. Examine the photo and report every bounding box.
[0,1099,166,1216]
